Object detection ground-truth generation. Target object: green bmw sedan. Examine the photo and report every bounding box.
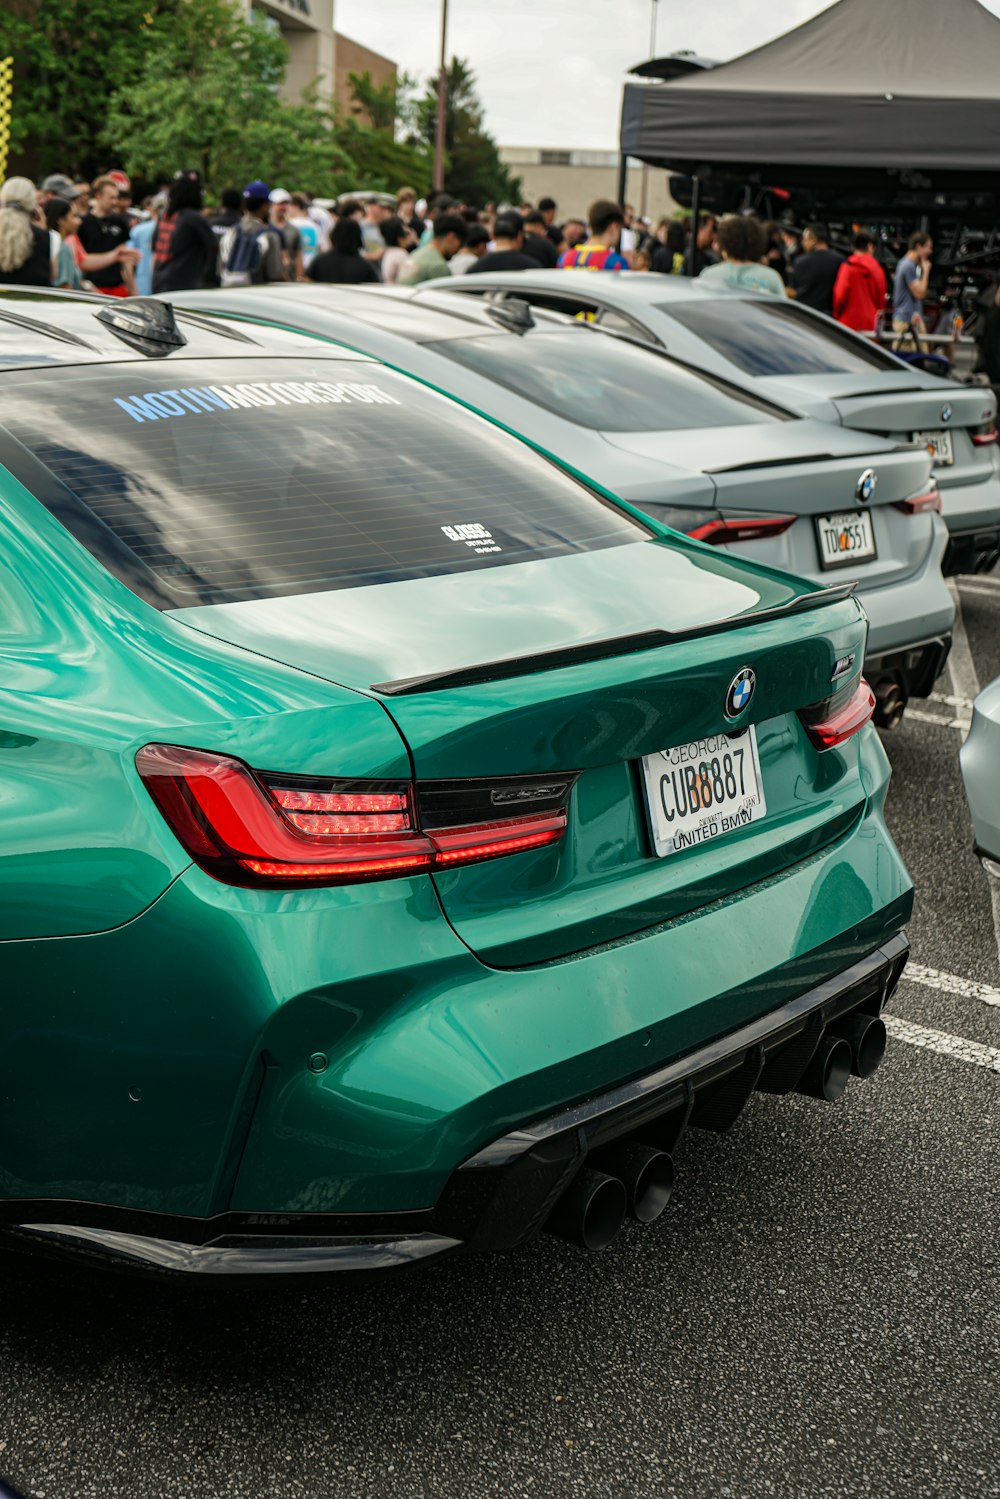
[0,292,911,1274]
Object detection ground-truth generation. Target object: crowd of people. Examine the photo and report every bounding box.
[0,164,944,344]
[640,212,938,341]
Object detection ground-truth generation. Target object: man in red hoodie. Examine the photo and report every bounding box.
[833,233,888,333]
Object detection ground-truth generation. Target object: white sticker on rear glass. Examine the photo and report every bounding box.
[113,380,400,423]
[441,522,502,554]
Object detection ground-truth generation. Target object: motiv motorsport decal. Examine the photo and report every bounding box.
[114,380,401,423]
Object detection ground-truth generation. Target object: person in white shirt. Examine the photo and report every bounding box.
[288,193,321,272]
[306,199,334,255]
[449,223,490,275]
[619,203,638,261]
[379,216,418,284]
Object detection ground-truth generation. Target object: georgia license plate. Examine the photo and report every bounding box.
[913,429,954,466]
[815,510,877,569]
[641,727,766,858]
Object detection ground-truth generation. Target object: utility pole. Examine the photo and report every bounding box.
[433,0,450,194]
[639,0,659,220]
[648,0,660,67]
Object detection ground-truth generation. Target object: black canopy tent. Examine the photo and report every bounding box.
[628,53,719,83]
[620,0,1000,193]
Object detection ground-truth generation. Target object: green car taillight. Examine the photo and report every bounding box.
[136,744,572,888]
[798,678,876,751]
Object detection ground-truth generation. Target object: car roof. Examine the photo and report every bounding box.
[0,287,384,373]
[328,286,590,344]
[171,283,594,348]
[169,285,803,420]
[417,269,731,306]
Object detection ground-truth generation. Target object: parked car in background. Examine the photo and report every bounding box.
[961,677,1000,879]
[431,271,1000,578]
[0,289,911,1274]
[171,283,953,727]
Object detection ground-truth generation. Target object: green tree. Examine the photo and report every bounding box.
[336,70,432,195]
[345,69,399,134]
[104,0,355,196]
[0,0,159,179]
[414,58,519,206]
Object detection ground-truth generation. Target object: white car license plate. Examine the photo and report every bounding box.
[815,510,877,569]
[641,728,766,858]
[913,429,954,466]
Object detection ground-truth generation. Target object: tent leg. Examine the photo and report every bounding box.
[616,153,629,208]
[687,174,701,275]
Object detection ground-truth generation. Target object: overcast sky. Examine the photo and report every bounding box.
[334,0,1000,151]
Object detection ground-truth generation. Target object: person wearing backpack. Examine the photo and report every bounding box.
[152,170,219,294]
[219,180,286,287]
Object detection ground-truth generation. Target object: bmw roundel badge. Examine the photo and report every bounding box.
[941,403,953,424]
[725,668,756,719]
[856,468,878,504]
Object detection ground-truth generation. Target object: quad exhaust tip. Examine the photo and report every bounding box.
[592,1142,675,1224]
[544,1167,627,1252]
[795,1034,853,1103]
[794,1010,888,1101]
[830,1012,888,1079]
[872,678,906,730]
[544,1143,676,1251]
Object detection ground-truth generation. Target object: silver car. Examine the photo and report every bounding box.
[170,283,953,725]
[961,679,1000,876]
[431,270,1000,578]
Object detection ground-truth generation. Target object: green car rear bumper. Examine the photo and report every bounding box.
[1,733,912,1274]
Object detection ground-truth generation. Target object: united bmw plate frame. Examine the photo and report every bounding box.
[642,726,767,857]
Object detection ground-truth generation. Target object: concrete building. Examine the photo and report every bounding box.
[335,33,397,124]
[499,145,677,226]
[247,0,336,102]
[244,2,395,116]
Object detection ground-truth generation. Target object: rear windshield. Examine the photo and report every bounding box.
[428,329,782,433]
[664,299,905,378]
[0,358,647,608]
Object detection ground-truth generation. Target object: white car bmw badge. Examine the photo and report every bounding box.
[856,469,878,504]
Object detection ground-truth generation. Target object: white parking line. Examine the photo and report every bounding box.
[905,707,970,732]
[902,962,1000,1008]
[952,584,1000,601]
[955,572,1000,592]
[946,582,983,707]
[885,1015,1000,1073]
[929,691,975,712]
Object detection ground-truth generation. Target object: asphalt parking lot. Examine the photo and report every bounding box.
[0,585,997,1499]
